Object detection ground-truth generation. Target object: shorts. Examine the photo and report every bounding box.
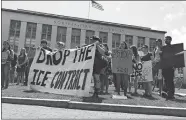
[16,66,26,72]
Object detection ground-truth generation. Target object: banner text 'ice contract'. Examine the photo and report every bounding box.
[28,44,96,97]
[112,49,133,74]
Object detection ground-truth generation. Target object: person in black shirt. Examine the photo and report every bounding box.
[100,43,111,94]
[141,45,154,97]
[90,35,110,98]
[40,40,52,52]
[161,36,175,100]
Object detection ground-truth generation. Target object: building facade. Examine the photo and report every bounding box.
[2,8,166,54]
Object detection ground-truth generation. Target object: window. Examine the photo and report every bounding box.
[99,32,108,44]
[85,30,95,45]
[25,22,37,53]
[125,35,133,47]
[71,28,81,48]
[56,26,67,44]
[112,33,121,49]
[149,38,156,52]
[8,20,21,53]
[137,36,145,48]
[41,24,52,46]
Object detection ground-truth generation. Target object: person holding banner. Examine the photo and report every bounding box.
[130,45,140,95]
[90,35,110,98]
[115,41,130,96]
[40,40,52,52]
[56,41,65,51]
[100,43,112,94]
[141,45,154,97]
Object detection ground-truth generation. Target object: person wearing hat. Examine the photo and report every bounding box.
[152,39,163,95]
[141,45,154,97]
[56,41,65,51]
[90,35,110,98]
[161,36,175,100]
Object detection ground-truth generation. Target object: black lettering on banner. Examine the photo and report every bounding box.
[64,71,73,89]
[53,51,63,65]
[67,70,76,89]
[58,71,68,89]
[72,69,83,90]
[72,70,80,89]
[73,50,78,63]
[46,54,53,65]
[41,71,51,86]
[85,44,94,61]
[54,72,64,89]
[62,50,70,65]
[50,71,59,88]
[78,47,87,62]
[31,69,39,85]
[81,69,90,90]
[36,49,46,63]
[36,70,45,85]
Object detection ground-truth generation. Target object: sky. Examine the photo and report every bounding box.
[2,1,186,49]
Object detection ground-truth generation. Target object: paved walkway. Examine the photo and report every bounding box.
[2,103,185,119]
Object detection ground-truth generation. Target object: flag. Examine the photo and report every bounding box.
[91,0,104,11]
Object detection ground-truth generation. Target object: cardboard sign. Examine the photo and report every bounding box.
[161,43,185,69]
[130,61,153,82]
[112,49,133,74]
[28,44,96,97]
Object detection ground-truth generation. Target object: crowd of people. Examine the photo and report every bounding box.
[1,35,179,100]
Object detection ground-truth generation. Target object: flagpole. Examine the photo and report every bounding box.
[88,1,91,19]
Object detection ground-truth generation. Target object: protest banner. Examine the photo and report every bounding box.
[28,44,96,97]
[131,61,153,82]
[112,49,133,74]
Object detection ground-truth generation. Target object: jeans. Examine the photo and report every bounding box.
[2,63,10,88]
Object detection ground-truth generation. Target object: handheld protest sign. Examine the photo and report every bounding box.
[112,49,133,74]
[161,43,185,69]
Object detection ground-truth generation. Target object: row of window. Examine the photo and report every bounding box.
[8,20,157,53]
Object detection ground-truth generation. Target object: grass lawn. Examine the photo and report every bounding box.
[2,84,186,108]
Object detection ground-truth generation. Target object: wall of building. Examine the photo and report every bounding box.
[2,10,165,52]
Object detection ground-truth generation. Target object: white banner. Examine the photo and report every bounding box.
[28,44,96,97]
[131,61,153,82]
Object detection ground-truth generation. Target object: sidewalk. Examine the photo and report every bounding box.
[2,85,186,117]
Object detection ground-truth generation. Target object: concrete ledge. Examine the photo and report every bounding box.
[2,97,70,108]
[2,97,186,117]
[68,101,186,117]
